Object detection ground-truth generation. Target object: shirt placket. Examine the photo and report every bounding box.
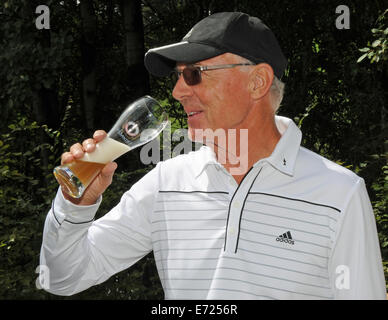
[223,165,263,254]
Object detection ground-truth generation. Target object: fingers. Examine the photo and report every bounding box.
[93,130,107,142]
[61,143,84,165]
[82,138,96,153]
[83,130,107,151]
[60,130,107,165]
[61,152,74,165]
[70,143,84,157]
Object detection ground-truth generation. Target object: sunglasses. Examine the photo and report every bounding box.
[172,63,255,86]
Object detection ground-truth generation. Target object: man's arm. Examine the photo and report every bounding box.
[39,141,160,295]
[329,178,386,299]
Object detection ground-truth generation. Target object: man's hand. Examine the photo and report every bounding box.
[60,130,118,206]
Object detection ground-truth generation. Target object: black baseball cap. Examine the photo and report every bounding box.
[144,12,287,79]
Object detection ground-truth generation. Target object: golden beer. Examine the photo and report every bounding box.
[54,137,131,198]
[54,160,106,197]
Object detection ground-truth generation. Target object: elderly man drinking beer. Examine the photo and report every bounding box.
[39,12,386,299]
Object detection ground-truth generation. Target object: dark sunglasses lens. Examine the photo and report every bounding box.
[183,67,201,85]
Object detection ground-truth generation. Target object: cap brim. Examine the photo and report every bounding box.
[144,41,225,77]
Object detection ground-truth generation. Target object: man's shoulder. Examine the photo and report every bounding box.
[161,146,207,164]
[297,146,361,187]
[286,147,363,212]
[157,145,209,175]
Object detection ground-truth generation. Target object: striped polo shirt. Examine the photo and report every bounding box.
[40,116,386,299]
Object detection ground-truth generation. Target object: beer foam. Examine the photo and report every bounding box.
[81,137,131,164]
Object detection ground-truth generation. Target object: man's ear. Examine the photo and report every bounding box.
[249,63,274,100]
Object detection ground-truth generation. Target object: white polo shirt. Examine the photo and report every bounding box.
[40,116,386,299]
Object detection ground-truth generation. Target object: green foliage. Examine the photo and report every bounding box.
[358,9,388,64]
[0,114,164,299]
[0,0,78,128]
[0,0,387,299]
[0,114,59,298]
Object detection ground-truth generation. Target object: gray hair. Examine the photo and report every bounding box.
[270,75,285,113]
[235,55,285,113]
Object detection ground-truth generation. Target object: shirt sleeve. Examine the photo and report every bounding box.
[39,164,160,296]
[328,178,386,299]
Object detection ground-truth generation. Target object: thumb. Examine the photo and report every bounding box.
[71,162,118,206]
[88,161,118,197]
[100,161,118,182]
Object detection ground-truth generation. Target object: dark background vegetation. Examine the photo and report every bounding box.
[0,0,386,299]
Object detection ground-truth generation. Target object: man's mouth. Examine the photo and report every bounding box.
[188,111,203,117]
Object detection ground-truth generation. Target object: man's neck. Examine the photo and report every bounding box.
[210,115,281,184]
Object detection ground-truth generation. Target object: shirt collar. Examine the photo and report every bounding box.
[193,116,302,178]
[193,145,219,178]
[258,116,302,176]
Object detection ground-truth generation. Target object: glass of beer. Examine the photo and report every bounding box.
[53,95,168,198]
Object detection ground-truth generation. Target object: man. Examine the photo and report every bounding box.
[39,12,386,299]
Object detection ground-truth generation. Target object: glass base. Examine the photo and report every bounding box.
[53,166,85,199]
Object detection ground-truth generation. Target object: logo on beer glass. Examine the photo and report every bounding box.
[124,121,139,137]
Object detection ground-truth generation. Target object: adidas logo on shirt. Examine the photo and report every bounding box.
[276,231,295,245]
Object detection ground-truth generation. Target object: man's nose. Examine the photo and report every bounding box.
[172,74,193,101]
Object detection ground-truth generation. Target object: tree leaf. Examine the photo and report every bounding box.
[357,53,368,63]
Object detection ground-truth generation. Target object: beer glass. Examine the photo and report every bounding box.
[53,95,168,198]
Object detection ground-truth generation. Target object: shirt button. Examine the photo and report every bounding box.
[233,201,241,208]
[229,227,235,235]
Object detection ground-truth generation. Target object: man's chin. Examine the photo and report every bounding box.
[188,127,223,146]
[187,128,201,143]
